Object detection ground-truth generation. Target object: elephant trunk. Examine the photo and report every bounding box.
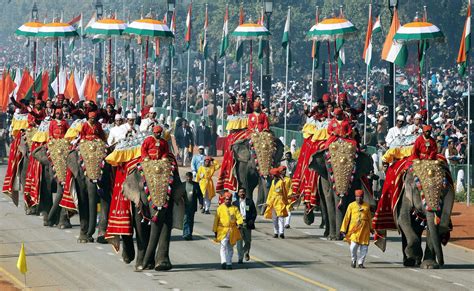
[425,211,444,266]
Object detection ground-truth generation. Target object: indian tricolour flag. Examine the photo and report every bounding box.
[381,8,407,67]
[457,0,471,76]
[185,3,192,51]
[219,5,229,58]
[363,5,382,70]
[200,5,208,59]
[282,7,291,68]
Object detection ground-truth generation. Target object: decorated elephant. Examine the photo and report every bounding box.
[396,159,454,269]
[66,140,112,243]
[32,144,71,228]
[121,159,185,272]
[231,132,285,210]
[309,140,374,240]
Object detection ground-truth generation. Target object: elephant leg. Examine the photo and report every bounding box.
[58,208,71,229]
[76,179,89,242]
[155,205,173,271]
[319,191,329,237]
[97,194,111,242]
[141,209,168,271]
[321,178,337,240]
[86,183,98,240]
[398,196,423,265]
[39,174,53,226]
[133,203,151,270]
[256,177,266,214]
[421,212,443,269]
[121,235,135,264]
[47,182,63,226]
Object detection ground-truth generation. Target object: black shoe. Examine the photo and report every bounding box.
[238,259,243,264]
[284,224,290,229]
[226,265,232,270]
[87,237,94,243]
[273,234,278,238]
[205,210,210,214]
[279,234,285,239]
[183,236,193,241]
[96,236,108,244]
[244,253,250,261]
[201,209,205,214]
[221,263,227,270]
[358,264,365,269]
[351,261,356,268]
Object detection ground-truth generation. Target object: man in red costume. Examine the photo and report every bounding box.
[79,111,107,142]
[338,92,364,122]
[226,95,239,116]
[141,125,171,161]
[49,109,69,139]
[247,101,269,133]
[325,108,355,148]
[412,125,437,160]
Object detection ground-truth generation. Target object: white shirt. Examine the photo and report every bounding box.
[385,125,409,146]
[239,198,246,219]
[140,118,155,132]
[107,125,127,146]
[120,123,139,138]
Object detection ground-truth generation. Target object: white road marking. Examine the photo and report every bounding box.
[172,288,181,291]
[158,280,168,285]
[304,232,312,235]
[75,235,79,238]
[409,268,420,272]
[8,202,13,204]
[106,252,114,256]
[430,275,442,280]
[96,246,103,250]
[453,283,465,287]
[319,237,327,241]
[144,273,153,277]
[369,255,380,259]
[336,242,345,246]
[64,230,71,233]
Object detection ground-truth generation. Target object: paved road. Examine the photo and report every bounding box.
[0,165,473,291]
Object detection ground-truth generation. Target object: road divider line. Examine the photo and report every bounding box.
[194,231,336,291]
[429,275,442,280]
[369,255,380,258]
[453,282,465,287]
[409,268,420,272]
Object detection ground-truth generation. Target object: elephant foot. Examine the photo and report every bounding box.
[323,229,329,238]
[420,260,440,269]
[403,258,416,267]
[122,254,134,265]
[58,221,72,229]
[44,220,52,227]
[96,236,108,244]
[319,223,325,229]
[25,208,37,215]
[77,238,88,243]
[134,265,144,272]
[328,235,337,241]
[155,261,172,271]
[87,237,94,243]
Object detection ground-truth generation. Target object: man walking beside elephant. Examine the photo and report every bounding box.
[233,188,256,263]
[196,156,220,214]
[183,172,203,240]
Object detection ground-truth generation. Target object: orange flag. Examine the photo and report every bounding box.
[16,69,33,101]
[41,71,49,100]
[1,72,17,112]
[84,74,101,102]
[64,72,79,102]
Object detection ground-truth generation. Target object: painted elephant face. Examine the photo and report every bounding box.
[250,131,277,176]
[326,140,357,196]
[411,159,446,212]
[78,140,107,181]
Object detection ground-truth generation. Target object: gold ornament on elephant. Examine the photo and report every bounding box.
[79,139,107,180]
[412,159,445,211]
[251,131,276,176]
[328,140,356,195]
[141,159,172,208]
[48,138,70,183]
[24,127,38,150]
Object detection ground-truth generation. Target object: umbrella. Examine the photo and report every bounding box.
[124,18,173,108]
[394,21,444,120]
[231,23,271,98]
[15,21,43,79]
[37,22,78,95]
[307,17,358,96]
[86,18,127,100]
[393,21,444,42]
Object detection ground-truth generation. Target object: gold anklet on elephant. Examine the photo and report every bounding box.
[326,140,357,197]
[250,131,276,176]
[78,139,108,182]
[411,159,446,212]
[140,158,173,211]
[47,138,70,183]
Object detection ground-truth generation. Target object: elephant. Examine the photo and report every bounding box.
[121,168,185,272]
[396,161,454,269]
[231,136,284,210]
[32,145,71,228]
[309,146,374,240]
[67,149,112,243]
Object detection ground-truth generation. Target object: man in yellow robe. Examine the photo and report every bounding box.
[264,167,289,239]
[340,189,373,268]
[196,156,220,214]
[213,192,244,270]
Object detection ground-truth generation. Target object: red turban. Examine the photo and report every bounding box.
[333,108,343,116]
[88,111,97,118]
[322,93,331,102]
[423,125,432,132]
[355,190,364,197]
[278,165,287,172]
[153,125,163,133]
[106,97,115,106]
[338,92,348,104]
[269,168,281,176]
[224,192,232,199]
[204,156,213,162]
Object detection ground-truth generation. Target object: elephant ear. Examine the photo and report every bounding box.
[232,139,251,163]
[66,150,80,179]
[122,169,142,205]
[354,152,374,180]
[309,150,328,180]
[273,138,285,165]
[32,145,49,166]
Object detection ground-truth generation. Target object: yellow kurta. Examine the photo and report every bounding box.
[212,204,244,246]
[264,178,289,219]
[340,201,372,245]
[283,176,294,212]
[196,161,221,200]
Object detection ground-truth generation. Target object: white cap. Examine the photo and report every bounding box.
[198,146,205,150]
[149,107,156,113]
[127,113,136,119]
[115,114,123,120]
[397,115,405,121]
[414,113,422,119]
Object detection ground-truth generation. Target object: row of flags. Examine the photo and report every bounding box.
[0,68,102,112]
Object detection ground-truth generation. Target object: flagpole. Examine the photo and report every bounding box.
[186,48,190,120]
[92,43,96,75]
[467,63,471,207]
[203,58,207,118]
[169,50,174,118]
[364,63,369,145]
[311,56,315,107]
[222,55,226,134]
[80,12,83,79]
[393,63,396,126]
[114,37,117,101]
[284,7,290,147]
[239,60,243,92]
